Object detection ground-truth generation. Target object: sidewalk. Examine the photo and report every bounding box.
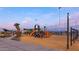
[0,37,57,51]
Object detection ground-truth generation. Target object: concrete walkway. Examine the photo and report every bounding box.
[0,37,58,51]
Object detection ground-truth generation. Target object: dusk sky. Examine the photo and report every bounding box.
[0,7,79,30]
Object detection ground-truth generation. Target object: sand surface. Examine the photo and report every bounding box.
[0,35,79,51]
[20,35,79,51]
[20,35,67,51]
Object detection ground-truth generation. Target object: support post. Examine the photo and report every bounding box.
[67,13,70,49]
[70,27,72,46]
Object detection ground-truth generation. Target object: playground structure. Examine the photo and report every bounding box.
[13,23,50,38]
[30,24,50,38]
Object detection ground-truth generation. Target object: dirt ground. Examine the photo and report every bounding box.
[20,35,68,51]
[20,34,79,51]
[0,37,55,51]
[0,34,79,51]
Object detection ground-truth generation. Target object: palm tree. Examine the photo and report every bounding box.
[14,23,21,40]
[14,23,20,30]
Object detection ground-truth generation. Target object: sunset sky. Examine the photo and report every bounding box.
[0,7,79,30]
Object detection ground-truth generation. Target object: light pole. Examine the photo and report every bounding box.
[58,7,61,34]
[58,7,61,26]
[35,19,38,24]
[67,12,69,49]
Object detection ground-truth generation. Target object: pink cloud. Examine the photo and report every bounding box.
[56,12,79,28]
[0,23,16,30]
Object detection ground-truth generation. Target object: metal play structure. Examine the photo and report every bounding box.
[30,24,50,38]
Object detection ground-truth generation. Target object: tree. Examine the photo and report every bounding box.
[14,23,20,30]
[14,23,21,40]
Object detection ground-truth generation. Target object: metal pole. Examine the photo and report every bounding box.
[44,26,46,32]
[70,27,72,46]
[59,7,60,27]
[58,7,61,33]
[67,13,69,49]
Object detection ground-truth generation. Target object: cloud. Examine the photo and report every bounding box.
[56,12,79,28]
[1,12,79,30]
[21,17,34,28]
[22,17,32,24]
[0,22,18,30]
[21,13,56,27]
[35,13,57,26]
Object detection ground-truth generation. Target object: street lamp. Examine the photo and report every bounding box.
[58,7,61,35]
[58,7,61,28]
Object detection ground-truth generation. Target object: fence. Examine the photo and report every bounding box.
[70,27,79,46]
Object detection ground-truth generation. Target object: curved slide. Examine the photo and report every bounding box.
[30,30,36,36]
